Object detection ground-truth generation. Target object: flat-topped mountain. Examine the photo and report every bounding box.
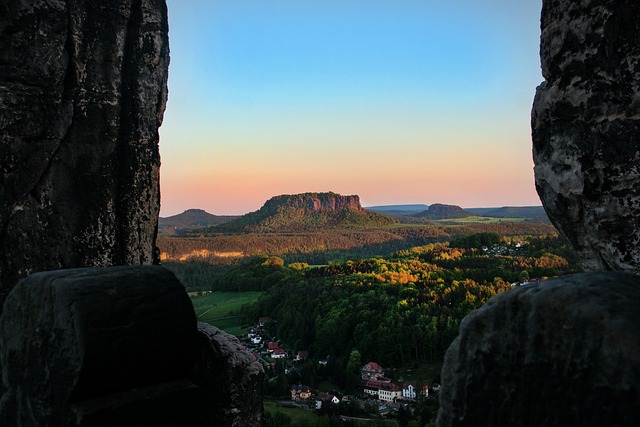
[262,192,363,212]
[217,192,397,232]
[158,209,239,235]
[414,203,474,220]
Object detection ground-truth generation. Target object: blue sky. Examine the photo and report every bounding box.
[160,0,543,216]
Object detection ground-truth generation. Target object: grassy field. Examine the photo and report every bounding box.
[263,400,321,426]
[191,291,263,336]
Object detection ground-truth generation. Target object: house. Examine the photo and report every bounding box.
[378,382,401,402]
[318,359,328,366]
[364,380,381,397]
[272,348,286,359]
[294,350,309,361]
[316,393,339,410]
[259,317,269,326]
[421,384,429,397]
[402,381,417,400]
[291,384,311,401]
[361,362,384,380]
[267,342,279,353]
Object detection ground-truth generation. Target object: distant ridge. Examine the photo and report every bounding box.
[466,206,548,220]
[158,209,239,235]
[365,204,430,216]
[217,192,397,232]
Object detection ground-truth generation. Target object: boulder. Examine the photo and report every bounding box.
[437,273,640,427]
[532,0,640,272]
[193,323,266,427]
[0,266,199,426]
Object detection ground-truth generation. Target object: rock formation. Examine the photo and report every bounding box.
[194,323,266,427]
[0,1,265,425]
[532,0,640,272]
[437,273,640,427]
[439,1,640,425]
[0,0,169,309]
[218,192,397,232]
[414,203,473,220]
[263,192,364,212]
[0,266,265,426]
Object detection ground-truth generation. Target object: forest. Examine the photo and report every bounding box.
[237,235,576,373]
[161,224,578,410]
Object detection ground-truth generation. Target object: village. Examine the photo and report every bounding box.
[241,316,440,420]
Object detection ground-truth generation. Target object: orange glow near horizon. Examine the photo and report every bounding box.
[159,1,544,217]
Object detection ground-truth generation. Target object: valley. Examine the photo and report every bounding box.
[161,192,574,426]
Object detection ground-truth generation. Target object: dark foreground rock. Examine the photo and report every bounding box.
[194,323,266,427]
[0,266,264,426]
[532,0,640,272]
[0,0,169,310]
[437,273,640,427]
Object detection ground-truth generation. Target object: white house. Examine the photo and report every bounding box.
[378,383,401,402]
[402,381,417,400]
[272,348,286,359]
[316,393,339,410]
[364,380,381,397]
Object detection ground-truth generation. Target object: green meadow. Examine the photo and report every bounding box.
[191,291,263,336]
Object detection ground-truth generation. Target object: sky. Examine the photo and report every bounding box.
[160,0,544,216]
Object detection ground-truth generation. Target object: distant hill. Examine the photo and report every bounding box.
[365,204,430,216]
[216,192,397,233]
[466,206,547,218]
[158,209,239,235]
[413,203,474,220]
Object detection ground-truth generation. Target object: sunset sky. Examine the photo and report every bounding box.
[160,0,543,216]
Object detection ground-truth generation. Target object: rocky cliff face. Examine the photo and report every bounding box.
[532,0,640,272]
[262,192,363,212]
[0,1,265,425]
[0,0,169,309]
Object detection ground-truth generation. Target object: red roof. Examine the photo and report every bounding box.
[364,362,384,371]
[274,349,286,355]
[380,383,400,392]
[297,350,309,359]
[365,380,382,389]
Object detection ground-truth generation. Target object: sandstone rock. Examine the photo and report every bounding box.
[0,0,169,310]
[532,0,640,272]
[0,266,198,426]
[262,192,364,212]
[193,323,266,427]
[437,273,640,427]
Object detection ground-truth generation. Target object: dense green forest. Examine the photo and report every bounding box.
[162,227,577,399]
[238,235,575,371]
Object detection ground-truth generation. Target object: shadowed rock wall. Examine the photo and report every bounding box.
[532,0,640,272]
[0,0,169,310]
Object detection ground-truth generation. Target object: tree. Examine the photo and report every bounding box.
[346,349,362,376]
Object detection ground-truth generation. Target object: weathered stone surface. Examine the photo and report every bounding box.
[193,323,266,427]
[0,0,169,310]
[0,266,198,426]
[437,273,640,427]
[532,0,640,272]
